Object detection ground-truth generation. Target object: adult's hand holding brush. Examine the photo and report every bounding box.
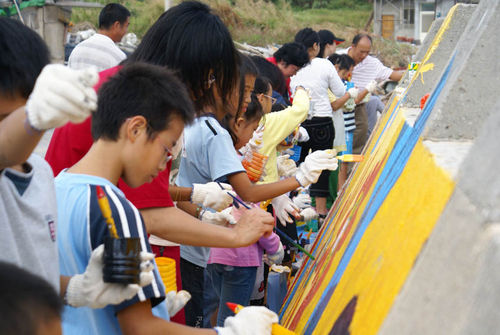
[26,64,98,131]
[65,244,155,309]
[295,149,338,187]
[231,208,275,247]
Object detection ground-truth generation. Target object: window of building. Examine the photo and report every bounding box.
[404,8,415,24]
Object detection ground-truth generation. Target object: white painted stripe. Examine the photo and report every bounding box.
[104,185,130,237]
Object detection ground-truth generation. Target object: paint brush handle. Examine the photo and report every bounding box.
[96,185,119,239]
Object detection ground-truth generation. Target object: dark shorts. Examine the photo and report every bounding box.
[299,117,335,197]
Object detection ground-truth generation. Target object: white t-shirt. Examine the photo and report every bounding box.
[290,57,346,118]
[68,33,126,71]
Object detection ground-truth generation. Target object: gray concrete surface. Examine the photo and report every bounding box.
[379,1,500,333]
[380,97,500,334]
[424,0,500,140]
[404,4,476,108]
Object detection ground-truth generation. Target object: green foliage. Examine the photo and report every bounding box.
[71,0,165,36]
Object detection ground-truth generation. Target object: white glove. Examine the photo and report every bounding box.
[277,154,297,177]
[292,192,311,209]
[295,149,338,187]
[240,125,264,155]
[366,80,378,94]
[297,126,309,142]
[267,243,284,265]
[200,207,236,226]
[191,182,236,211]
[65,244,154,309]
[300,207,318,221]
[347,87,359,100]
[165,290,191,317]
[26,64,98,131]
[271,194,299,225]
[215,306,279,335]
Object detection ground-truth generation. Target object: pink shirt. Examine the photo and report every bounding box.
[208,204,280,267]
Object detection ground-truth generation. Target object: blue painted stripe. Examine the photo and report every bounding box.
[299,55,455,334]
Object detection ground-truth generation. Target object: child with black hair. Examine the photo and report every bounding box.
[206,92,284,327]
[44,3,270,326]
[0,262,63,335]
[56,62,277,334]
[0,17,153,312]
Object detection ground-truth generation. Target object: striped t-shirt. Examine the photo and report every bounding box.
[55,172,168,334]
[68,33,126,71]
[351,54,393,89]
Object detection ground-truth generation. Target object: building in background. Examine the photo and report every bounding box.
[373,0,479,43]
[0,0,102,63]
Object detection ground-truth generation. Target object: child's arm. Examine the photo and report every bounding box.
[227,171,300,203]
[0,106,44,169]
[140,206,273,248]
[118,301,278,335]
[331,92,352,111]
[227,149,338,203]
[0,65,97,169]
[118,301,217,335]
[169,183,235,212]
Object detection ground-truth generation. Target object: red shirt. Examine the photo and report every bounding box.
[266,56,292,102]
[45,66,174,209]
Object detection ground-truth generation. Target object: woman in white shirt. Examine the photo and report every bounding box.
[290,30,358,223]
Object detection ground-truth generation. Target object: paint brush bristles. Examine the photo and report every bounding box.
[336,154,364,162]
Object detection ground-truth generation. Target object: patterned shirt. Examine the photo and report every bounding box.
[68,34,126,71]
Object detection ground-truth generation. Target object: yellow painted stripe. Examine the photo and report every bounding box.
[310,141,455,334]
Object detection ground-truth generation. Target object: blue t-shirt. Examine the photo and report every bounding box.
[176,116,245,267]
[56,172,168,334]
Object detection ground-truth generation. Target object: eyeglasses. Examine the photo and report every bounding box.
[159,141,173,164]
[262,94,277,104]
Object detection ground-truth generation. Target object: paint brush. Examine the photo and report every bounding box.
[226,191,251,210]
[229,193,316,260]
[217,181,240,209]
[275,227,315,261]
[96,185,119,239]
[226,302,297,335]
[336,154,364,162]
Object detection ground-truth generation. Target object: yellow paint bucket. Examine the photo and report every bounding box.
[155,257,177,292]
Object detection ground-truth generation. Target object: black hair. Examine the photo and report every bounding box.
[243,94,264,124]
[352,33,372,46]
[127,1,240,116]
[99,3,130,30]
[253,76,272,95]
[328,53,355,71]
[92,63,195,141]
[236,53,259,117]
[0,17,50,99]
[273,42,309,68]
[222,53,258,145]
[318,29,335,58]
[250,56,287,97]
[294,27,319,50]
[0,262,62,335]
